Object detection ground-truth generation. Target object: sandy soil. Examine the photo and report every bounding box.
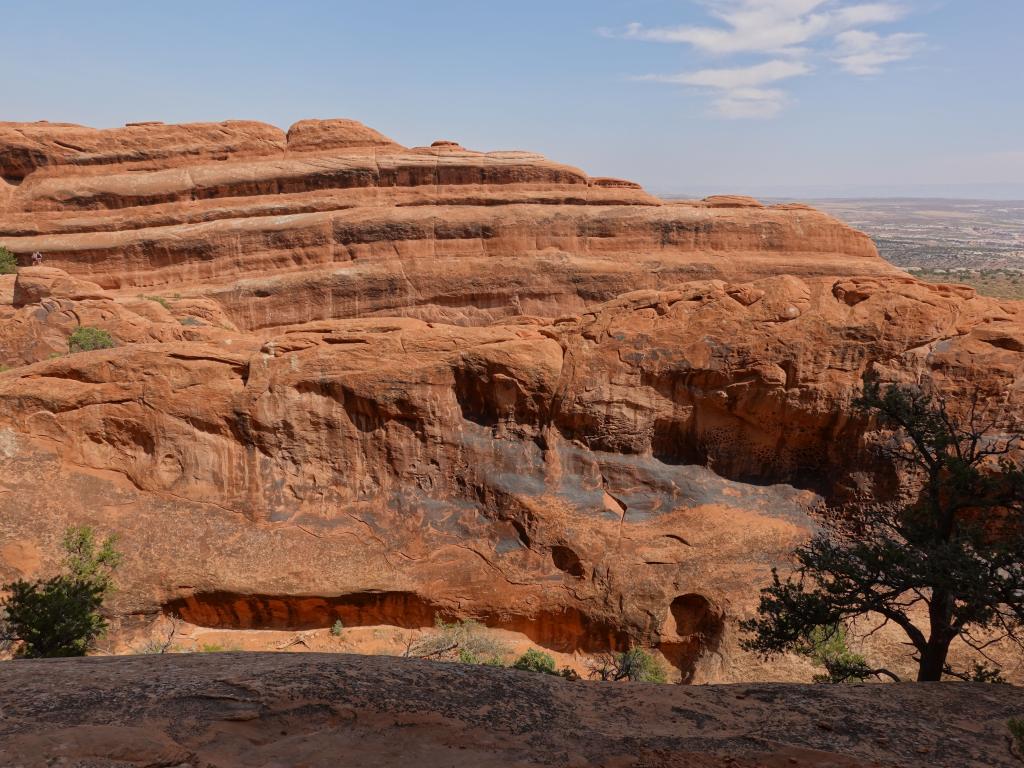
[0,653,1020,767]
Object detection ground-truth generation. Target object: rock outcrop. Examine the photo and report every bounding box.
[1,119,887,330]
[1,654,1020,768]
[1,119,1021,681]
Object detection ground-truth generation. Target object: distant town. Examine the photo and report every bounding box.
[811,198,1024,300]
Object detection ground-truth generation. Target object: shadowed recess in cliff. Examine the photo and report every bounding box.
[163,592,632,655]
[164,591,441,631]
[658,593,726,682]
[492,606,631,654]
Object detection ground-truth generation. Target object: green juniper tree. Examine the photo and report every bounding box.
[1,526,121,658]
[742,379,1024,682]
[0,246,16,275]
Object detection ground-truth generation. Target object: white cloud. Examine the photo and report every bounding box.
[713,89,790,118]
[832,2,907,27]
[622,1,909,56]
[638,59,811,88]
[637,60,811,118]
[618,0,923,118]
[833,29,925,75]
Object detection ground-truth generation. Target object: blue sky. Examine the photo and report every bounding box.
[3,1,1022,197]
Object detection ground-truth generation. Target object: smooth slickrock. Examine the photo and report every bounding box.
[0,654,1020,768]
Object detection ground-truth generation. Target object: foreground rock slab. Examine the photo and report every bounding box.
[0,653,1018,767]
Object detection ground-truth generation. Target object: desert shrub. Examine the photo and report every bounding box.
[0,526,120,658]
[143,295,170,310]
[797,625,878,684]
[330,619,344,636]
[513,648,558,675]
[0,246,16,274]
[135,639,180,654]
[68,327,115,353]
[406,618,509,664]
[961,662,1006,683]
[1009,718,1024,757]
[621,648,667,682]
[179,317,203,327]
[199,642,230,653]
[589,648,667,683]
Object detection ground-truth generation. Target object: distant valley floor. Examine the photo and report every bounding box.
[808,198,1024,299]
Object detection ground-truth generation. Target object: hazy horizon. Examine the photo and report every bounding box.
[658,184,1024,202]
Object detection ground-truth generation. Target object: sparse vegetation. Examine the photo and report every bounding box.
[912,267,1024,300]
[405,618,509,665]
[179,317,203,327]
[330,619,344,636]
[456,647,506,666]
[588,648,667,683]
[0,246,16,274]
[1009,717,1024,760]
[68,327,115,353]
[742,378,1024,682]
[134,617,182,655]
[0,526,120,658]
[513,648,558,675]
[143,295,171,310]
[798,624,893,684]
[962,661,1006,683]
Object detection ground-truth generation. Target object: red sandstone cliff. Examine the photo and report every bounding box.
[1,119,1020,681]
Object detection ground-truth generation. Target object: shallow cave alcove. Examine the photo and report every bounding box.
[658,593,726,683]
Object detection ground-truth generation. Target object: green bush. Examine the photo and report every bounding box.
[962,661,1006,683]
[0,246,16,275]
[1009,718,1024,756]
[330,619,344,636]
[407,618,509,664]
[68,327,115,353]
[143,295,170,310]
[0,526,120,658]
[798,625,874,684]
[620,648,667,682]
[455,648,506,666]
[589,648,668,683]
[513,648,558,675]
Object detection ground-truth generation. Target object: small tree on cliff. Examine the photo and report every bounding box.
[0,246,17,275]
[741,378,1024,682]
[1,526,121,658]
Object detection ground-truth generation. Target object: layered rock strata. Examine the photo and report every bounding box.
[1,120,1021,680]
[2,119,889,329]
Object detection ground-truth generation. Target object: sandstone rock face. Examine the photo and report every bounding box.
[0,119,886,330]
[0,119,1021,681]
